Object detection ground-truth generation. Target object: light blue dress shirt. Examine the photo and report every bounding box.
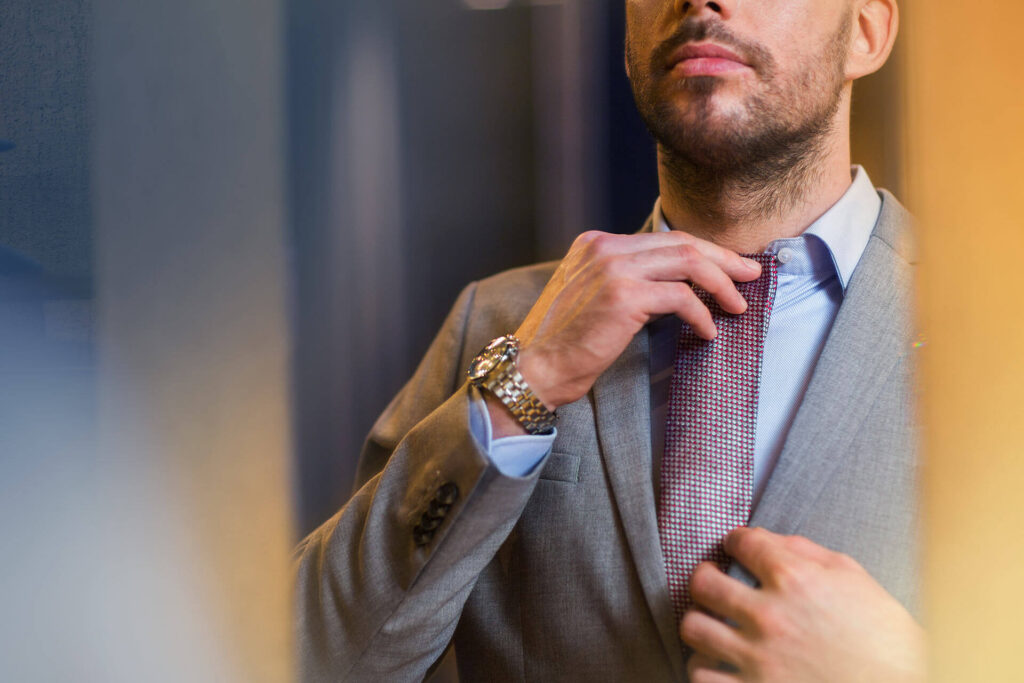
[471,166,881,501]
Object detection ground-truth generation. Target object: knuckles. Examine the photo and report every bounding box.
[769,559,815,594]
[571,230,603,249]
[673,243,701,265]
[783,534,862,573]
[569,232,630,282]
[828,549,862,571]
[572,230,617,258]
[727,526,768,562]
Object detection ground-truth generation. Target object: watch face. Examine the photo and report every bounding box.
[468,352,499,381]
[468,336,514,383]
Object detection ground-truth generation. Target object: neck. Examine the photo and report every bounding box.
[657,110,854,254]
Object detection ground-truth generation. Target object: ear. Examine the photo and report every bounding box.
[846,0,899,80]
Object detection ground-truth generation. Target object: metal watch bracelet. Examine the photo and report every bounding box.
[484,363,556,435]
[468,334,556,435]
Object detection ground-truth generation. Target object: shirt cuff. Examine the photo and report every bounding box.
[468,386,555,478]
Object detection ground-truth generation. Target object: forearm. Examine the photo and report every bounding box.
[294,386,547,681]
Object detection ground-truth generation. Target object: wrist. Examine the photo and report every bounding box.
[514,346,558,412]
[482,390,529,438]
[467,334,557,435]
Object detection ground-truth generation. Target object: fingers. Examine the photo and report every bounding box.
[616,245,750,315]
[687,652,742,683]
[566,231,766,340]
[572,230,763,283]
[779,533,851,568]
[724,527,853,588]
[689,562,761,629]
[723,527,803,588]
[643,281,717,339]
[638,280,751,340]
[514,228,765,408]
[680,609,750,671]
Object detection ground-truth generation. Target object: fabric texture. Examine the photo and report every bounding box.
[293,190,920,682]
[660,254,778,619]
[651,166,881,502]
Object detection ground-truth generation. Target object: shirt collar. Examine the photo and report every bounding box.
[652,165,881,291]
[802,165,881,289]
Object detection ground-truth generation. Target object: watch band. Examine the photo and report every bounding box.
[482,361,556,435]
[468,335,556,435]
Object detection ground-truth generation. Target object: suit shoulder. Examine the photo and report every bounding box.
[461,260,558,354]
[874,189,917,265]
[472,259,558,316]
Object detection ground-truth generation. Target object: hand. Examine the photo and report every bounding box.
[513,230,762,414]
[681,527,926,683]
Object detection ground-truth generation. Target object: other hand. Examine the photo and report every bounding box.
[681,527,926,683]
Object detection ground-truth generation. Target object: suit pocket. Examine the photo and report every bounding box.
[538,451,581,483]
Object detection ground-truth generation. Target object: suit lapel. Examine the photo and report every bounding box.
[744,192,917,541]
[592,329,686,680]
[591,195,914,665]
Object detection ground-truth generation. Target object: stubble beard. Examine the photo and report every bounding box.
[628,14,852,224]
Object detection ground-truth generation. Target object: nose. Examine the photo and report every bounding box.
[674,0,733,20]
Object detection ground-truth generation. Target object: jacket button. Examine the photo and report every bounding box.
[419,513,442,531]
[436,482,459,505]
[413,526,433,547]
[427,500,450,518]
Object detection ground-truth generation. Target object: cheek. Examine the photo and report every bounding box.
[759,27,836,86]
[747,3,837,56]
[625,0,683,55]
[623,0,653,40]
[624,31,655,79]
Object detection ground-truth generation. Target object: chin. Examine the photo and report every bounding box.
[656,114,762,172]
[657,103,750,158]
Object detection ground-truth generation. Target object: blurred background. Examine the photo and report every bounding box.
[6,0,1018,682]
[286,0,900,542]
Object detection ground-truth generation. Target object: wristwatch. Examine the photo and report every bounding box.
[468,335,556,435]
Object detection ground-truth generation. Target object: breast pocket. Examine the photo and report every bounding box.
[538,451,581,483]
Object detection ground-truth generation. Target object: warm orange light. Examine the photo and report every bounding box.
[903,1,1024,679]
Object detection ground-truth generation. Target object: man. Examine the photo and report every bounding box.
[295,0,925,680]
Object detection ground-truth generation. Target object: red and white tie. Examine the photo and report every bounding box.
[658,253,778,620]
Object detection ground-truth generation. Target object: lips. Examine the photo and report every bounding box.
[667,42,751,77]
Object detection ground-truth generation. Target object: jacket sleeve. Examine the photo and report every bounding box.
[293,281,550,681]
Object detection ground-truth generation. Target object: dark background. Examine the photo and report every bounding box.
[0,0,901,546]
[287,0,662,538]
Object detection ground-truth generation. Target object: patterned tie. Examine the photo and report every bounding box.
[658,253,778,620]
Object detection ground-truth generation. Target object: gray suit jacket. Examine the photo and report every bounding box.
[295,190,920,682]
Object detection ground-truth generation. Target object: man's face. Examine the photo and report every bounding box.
[625,0,853,172]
